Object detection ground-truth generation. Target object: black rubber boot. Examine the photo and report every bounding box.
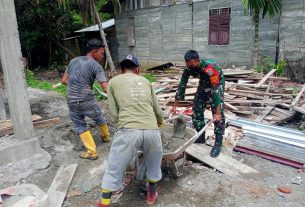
[210,135,223,158]
[195,132,205,144]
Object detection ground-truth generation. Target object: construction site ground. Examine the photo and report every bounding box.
[1,88,305,207]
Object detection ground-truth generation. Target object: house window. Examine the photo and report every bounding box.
[209,8,231,45]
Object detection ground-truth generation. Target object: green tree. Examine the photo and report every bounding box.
[15,0,85,68]
[242,0,282,66]
[57,0,121,71]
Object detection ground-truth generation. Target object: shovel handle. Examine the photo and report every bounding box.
[196,120,213,139]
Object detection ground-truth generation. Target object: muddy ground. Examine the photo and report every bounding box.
[1,88,305,207]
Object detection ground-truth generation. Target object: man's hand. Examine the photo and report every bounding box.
[213,106,222,123]
[158,120,166,127]
[61,71,69,86]
[213,113,222,123]
[170,106,177,115]
[170,99,179,115]
[99,81,108,93]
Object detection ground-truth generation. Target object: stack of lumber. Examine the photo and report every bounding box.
[148,66,305,125]
[0,115,60,137]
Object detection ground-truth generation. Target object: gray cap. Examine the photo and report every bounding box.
[120,54,139,67]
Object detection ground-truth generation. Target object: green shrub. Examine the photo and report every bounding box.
[25,69,66,95]
[255,56,287,76]
[142,74,156,83]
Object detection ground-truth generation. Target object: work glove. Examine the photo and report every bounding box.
[158,120,166,127]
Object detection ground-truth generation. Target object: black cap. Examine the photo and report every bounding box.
[120,54,140,67]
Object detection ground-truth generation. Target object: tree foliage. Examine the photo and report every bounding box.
[15,0,113,69]
[56,0,116,24]
[242,0,282,18]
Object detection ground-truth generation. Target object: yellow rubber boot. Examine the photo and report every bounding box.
[99,124,110,142]
[79,130,98,160]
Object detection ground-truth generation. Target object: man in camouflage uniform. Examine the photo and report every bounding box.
[171,50,225,157]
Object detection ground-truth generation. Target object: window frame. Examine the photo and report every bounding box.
[208,7,231,45]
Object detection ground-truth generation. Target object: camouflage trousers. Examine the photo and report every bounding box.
[192,85,225,137]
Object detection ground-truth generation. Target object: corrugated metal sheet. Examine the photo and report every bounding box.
[229,118,305,168]
[75,19,115,33]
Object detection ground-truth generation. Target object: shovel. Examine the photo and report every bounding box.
[173,115,187,138]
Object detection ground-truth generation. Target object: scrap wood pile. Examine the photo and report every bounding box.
[148,64,305,168]
[148,66,305,125]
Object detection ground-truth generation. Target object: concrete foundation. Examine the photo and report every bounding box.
[0,137,51,185]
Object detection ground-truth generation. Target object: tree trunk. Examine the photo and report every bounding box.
[92,1,116,71]
[253,10,259,67]
[275,11,281,65]
[49,37,76,58]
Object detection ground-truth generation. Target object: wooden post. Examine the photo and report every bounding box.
[0,0,34,139]
[92,2,116,71]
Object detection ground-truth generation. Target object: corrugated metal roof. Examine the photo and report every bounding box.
[74,18,115,33]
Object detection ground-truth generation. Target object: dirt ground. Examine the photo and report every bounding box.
[2,88,305,207]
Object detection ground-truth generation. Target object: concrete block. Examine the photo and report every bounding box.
[0,138,47,167]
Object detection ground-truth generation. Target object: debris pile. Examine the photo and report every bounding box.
[148,64,305,168]
[149,66,305,125]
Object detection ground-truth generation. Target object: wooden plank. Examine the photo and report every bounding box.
[270,110,289,119]
[232,111,252,116]
[227,88,272,96]
[33,118,61,129]
[291,83,305,106]
[255,69,276,88]
[222,70,254,76]
[261,81,272,107]
[255,106,275,122]
[274,107,294,116]
[227,99,291,104]
[224,102,238,111]
[0,115,42,130]
[186,144,259,176]
[157,88,197,99]
[47,164,78,207]
[226,82,268,88]
[292,106,305,114]
[163,96,173,107]
[0,118,60,137]
[228,91,264,100]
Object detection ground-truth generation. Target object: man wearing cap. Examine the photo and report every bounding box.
[171,50,225,158]
[61,39,110,160]
[98,54,164,207]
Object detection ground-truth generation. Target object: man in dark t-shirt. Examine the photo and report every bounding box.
[62,39,109,160]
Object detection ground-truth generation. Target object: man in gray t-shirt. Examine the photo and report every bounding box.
[62,39,109,160]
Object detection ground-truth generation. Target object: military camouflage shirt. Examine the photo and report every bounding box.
[175,59,225,108]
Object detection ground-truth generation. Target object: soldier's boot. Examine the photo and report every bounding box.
[210,134,223,158]
[79,130,98,160]
[195,132,205,144]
